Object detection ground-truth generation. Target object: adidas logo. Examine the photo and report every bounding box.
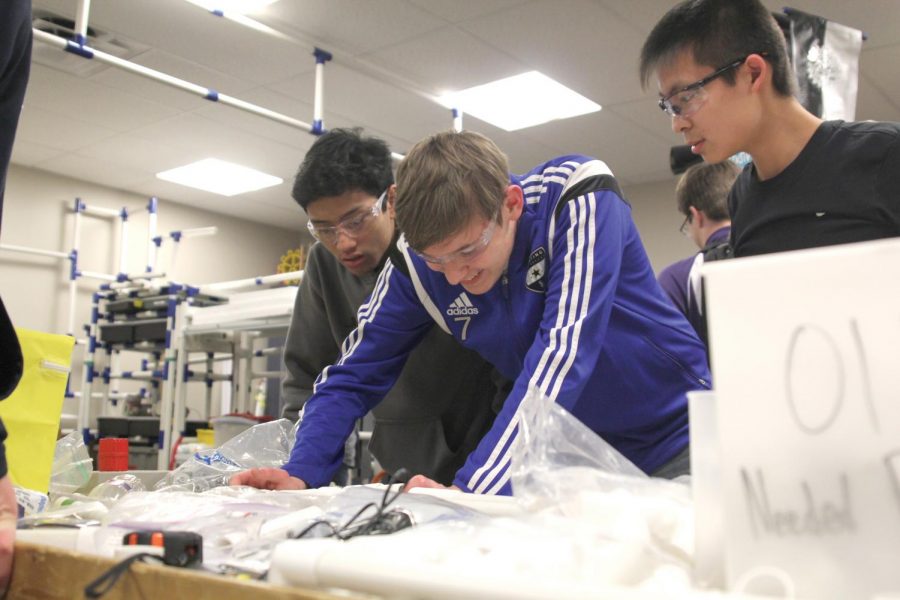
[446,292,479,316]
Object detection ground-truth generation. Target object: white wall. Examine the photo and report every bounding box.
[0,164,302,427]
[622,177,698,274]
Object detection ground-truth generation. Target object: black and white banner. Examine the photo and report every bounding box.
[785,8,864,121]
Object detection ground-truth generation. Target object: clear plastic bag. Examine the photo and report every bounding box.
[49,431,93,495]
[88,473,145,503]
[154,419,298,492]
[94,486,335,569]
[508,388,695,588]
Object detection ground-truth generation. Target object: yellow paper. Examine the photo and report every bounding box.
[0,328,75,492]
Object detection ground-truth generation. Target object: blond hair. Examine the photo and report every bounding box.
[395,130,509,251]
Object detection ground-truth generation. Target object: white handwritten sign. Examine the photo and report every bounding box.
[703,238,900,600]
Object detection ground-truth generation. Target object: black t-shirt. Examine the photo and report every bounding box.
[729,120,900,258]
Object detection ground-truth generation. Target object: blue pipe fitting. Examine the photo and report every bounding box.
[313,47,333,64]
[65,40,93,59]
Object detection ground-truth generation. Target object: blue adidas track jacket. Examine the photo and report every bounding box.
[283,156,710,495]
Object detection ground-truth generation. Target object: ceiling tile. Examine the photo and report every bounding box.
[192,87,318,150]
[269,62,454,148]
[365,25,527,92]
[405,0,531,23]
[10,139,66,167]
[459,0,648,106]
[90,48,259,111]
[25,64,181,132]
[517,110,676,183]
[34,153,151,190]
[15,105,118,152]
[263,0,446,56]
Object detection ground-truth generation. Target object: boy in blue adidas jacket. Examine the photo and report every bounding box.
[232,131,709,495]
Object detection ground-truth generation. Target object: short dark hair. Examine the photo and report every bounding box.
[291,128,394,210]
[676,160,740,222]
[640,0,795,98]
[395,131,508,252]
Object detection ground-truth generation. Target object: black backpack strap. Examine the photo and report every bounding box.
[384,234,411,278]
[702,240,733,262]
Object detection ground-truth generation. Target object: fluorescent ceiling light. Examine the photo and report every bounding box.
[438,71,601,131]
[184,0,290,38]
[157,158,282,197]
[184,0,278,14]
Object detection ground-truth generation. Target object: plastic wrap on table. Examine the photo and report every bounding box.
[95,485,338,569]
[291,485,487,540]
[17,497,108,528]
[155,418,298,492]
[49,430,93,495]
[88,473,145,502]
[507,387,695,585]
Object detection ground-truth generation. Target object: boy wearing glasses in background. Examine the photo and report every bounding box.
[658,160,739,348]
[234,130,708,495]
[641,0,900,259]
[279,128,499,487]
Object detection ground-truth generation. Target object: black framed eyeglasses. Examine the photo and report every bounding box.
[658,54,764,118]
[679,214,691,236]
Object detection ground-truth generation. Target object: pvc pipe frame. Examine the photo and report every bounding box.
[33,7,458,156]
[32,29,314,133]
[202,270,304,292]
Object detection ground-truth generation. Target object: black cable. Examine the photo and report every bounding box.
[290,468,412,541]
[84,552,165,598]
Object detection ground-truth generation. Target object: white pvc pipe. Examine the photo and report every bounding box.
[147,198,158,273]
[314,60,325,126]
[109,349,121,404]
[101,279,152,291]
[0,243,69,259]
[70,204,82,335]
[254,346,281,356]
[250,370,282,379]
[70,391,135,399]
[74,0,91,42]
[186,355,233,365]
[268,539,619,600]
[203,270,303,292]
[178,226,218,239]
[205,354,214,420]
[118,211,128,276]
[79,203,119,219]
[106,370,159,381]
[169,239,181,277]
[128,271,167,281]
[452,108,463,132]
[32,30,313,132]
[185,372,231,382]
[158,298,182,469]
[79,270,117,282]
